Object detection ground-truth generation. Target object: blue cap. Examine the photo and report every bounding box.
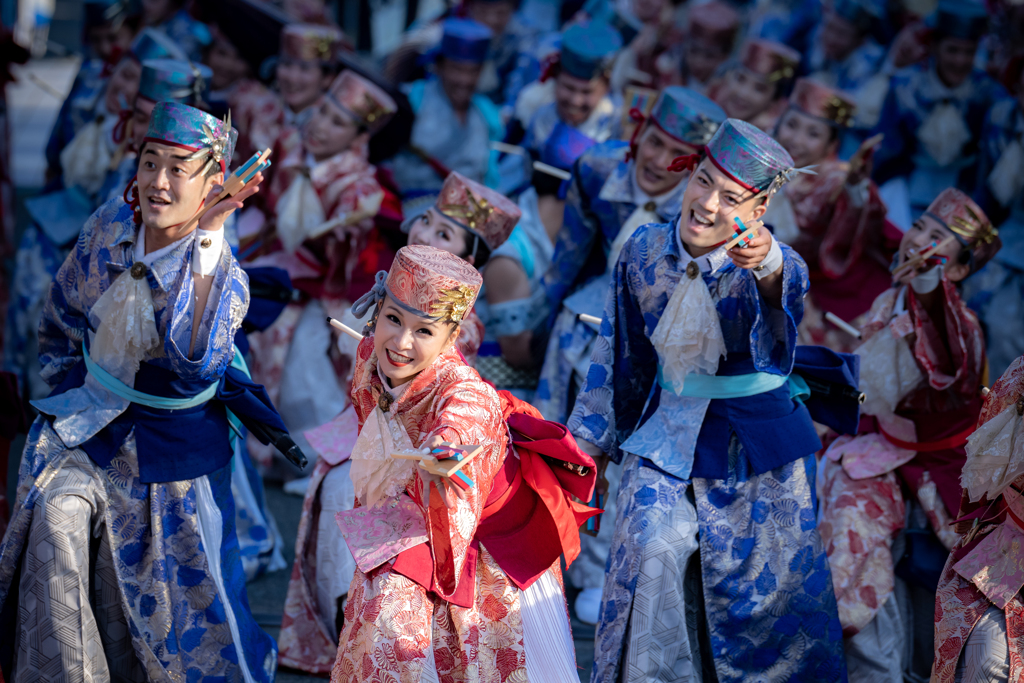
[130,28,188,63]
[932,0,989,42]
[648,86,725,147]
[440,18,493,64]
[146,102,238,173]
[705,118,795,193]
[560,21,622,80]
[539,121,597,170]
[138,59,212,106]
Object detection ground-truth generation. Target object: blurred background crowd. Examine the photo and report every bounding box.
[1,0,1023,679]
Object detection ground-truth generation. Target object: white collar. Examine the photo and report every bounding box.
[673,216,732,275]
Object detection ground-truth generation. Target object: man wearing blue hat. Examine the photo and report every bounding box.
[7,41,191,402]
[872,1,1007,227]
[520,21,622,154]
[571,117,848,683]
[387,17,504,211]
[0,101,290,681]
[532,87,724,625]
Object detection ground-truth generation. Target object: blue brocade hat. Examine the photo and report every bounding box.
[539,121,597,170]
[145,101,238,174]
[932,0,989,42]
[560,21,622,80]
[648,86,725,147]
[129,27,188,63]
[138,59,212,106]
[704,118,812,197]
[440,18,493,64]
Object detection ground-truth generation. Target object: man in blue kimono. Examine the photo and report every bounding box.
[963,60,1024,379]
[521,21,621,150]
[534,86,725,627]
[5,58,209,402]
[0,102,295,681]
[573,119,846,683]
[872,1,1007,225]
[387,18,504,213]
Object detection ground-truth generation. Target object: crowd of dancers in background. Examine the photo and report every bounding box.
[1,0,1024,680]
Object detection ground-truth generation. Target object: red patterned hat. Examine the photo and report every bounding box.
[281,23,344,63]
[740,39,800,83]
[326,70,397,134]
[789,78,856,127]
[384,245,483,323]
[925,188,996,245]
[435,171,521,251]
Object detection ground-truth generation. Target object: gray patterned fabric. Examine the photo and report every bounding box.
[956,606,1011,683]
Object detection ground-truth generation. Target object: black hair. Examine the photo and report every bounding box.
[460,233,492,269]
[532,168,564,197]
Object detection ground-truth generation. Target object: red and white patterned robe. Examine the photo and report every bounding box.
[330,338,552,682]
[820,279,986,635]
[245,129,385,469]
[225,78,286,162]
[933,356,1024,682]
[772,159,896,353]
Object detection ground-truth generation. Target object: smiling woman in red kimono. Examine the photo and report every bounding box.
[329,245,595,682]
[766,78,897,351]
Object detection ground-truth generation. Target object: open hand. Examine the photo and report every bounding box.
[728,220,773,270]
[199,171,264,232]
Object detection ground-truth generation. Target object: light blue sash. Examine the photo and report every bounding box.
[85,345,250,442]
[659,367,810,402]
[84,347,219,409]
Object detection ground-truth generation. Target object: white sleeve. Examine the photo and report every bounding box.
[753,232,784,280]
[192,228,224,276]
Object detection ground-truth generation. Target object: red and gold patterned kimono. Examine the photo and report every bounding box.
[330,337,582,682]
[766,158,896,352]
[819,279,986,635]
[933,356,1024,681]
[225,78,286,162]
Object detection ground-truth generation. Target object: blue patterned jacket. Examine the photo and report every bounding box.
[567,220,821,480]
[540,140,685,313]
[871,63,1008,208]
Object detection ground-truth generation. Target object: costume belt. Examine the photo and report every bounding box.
[659,368,809,402]
[84,344,248,437]
[879,424,975,452]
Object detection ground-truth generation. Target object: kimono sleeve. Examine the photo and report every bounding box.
[37,229,92,388]
[415,375,508,600]
[164,245,249,381]
[908,277,986,397]
[745,243,809,375]
[541,157,603,315]
[567,235,658,461]
[325,168,384,234]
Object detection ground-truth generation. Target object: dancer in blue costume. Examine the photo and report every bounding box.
[387,18,504,211]
[5,56,207,401]
[574,119,846,683]
[0,102,295,681]
[871,1,1006,226]
[964,59,1024,380]
[536,86,725,424]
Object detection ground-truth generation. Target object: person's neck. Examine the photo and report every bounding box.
[144,219,198,254]
[310,146,350,165]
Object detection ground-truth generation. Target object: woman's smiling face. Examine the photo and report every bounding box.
[373,295,457,386]
[406,208,474,264]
